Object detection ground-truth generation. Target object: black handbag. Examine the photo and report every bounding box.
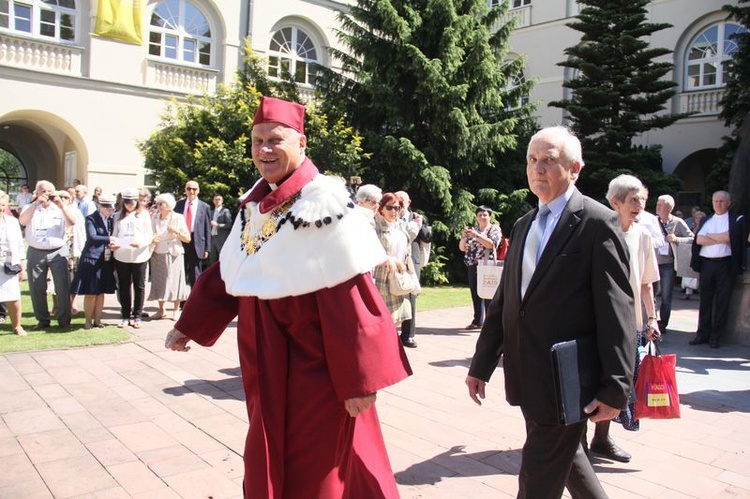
[4,263,22,275]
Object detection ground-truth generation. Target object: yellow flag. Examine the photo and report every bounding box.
[95,0,143,45]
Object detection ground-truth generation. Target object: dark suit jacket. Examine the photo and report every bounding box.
[690,212,746,274]
[79,212,113,261]
[468,188,636,425]
[210,205,233,246]
[176,198,212,257]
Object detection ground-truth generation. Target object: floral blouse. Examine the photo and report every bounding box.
[463,224,502,266]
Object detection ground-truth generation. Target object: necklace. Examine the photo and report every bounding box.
[240,194,299,255]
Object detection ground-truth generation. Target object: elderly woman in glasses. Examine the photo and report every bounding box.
[70,193,117,329]
[148,193,191,320]
[372,192,413,326]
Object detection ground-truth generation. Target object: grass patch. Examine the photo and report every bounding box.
[0,283,131,354]
[418,285,472,311]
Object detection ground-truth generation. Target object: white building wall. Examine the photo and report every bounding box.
[0,0,743,196]
[509,0,737,177]
[0,0,249,192]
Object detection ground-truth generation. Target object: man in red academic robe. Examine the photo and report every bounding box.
[165,96,411,498]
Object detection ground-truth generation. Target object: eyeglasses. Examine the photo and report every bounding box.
[186,187,198,191]
[384,205,402,212]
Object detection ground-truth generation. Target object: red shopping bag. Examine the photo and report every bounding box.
[635,341,680,420]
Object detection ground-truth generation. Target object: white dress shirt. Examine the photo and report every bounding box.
[22,204,68,250]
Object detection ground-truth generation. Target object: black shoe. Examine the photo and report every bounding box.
[33,322,51,330]
[58,322,72,331]
[590,439,631,463]
[401,337,418,348]
[710,340,720,349]
[689,337,709,345]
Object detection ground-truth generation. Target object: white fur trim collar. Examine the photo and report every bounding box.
[220,174,386,299]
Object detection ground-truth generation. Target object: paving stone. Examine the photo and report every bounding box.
[1,295,749,498]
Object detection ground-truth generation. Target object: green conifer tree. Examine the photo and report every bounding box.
[316,0,535,233]
[549,0,687,199]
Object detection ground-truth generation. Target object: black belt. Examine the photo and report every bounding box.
[701,256,731,262]
[30,246,63,252]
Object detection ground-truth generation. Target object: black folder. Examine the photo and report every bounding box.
[550,337,602,425]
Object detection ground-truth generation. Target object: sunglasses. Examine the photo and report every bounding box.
[384,205,402,212]
[123,199,137,204]
[186,187,198,191]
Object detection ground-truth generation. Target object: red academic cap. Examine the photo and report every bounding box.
[252,96,305,134]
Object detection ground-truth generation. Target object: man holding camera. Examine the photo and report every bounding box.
[19,180,78,329]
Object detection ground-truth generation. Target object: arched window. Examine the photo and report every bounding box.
[268,27,319,86]
[490,0,530,7]
[149,0,212,66]
[685,22,747,90]
[506,70,530,109]
[0,148,28,203]
[0,0,76,42]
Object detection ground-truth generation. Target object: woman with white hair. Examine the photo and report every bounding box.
[354,184,382,229]
[148,193,191,320]
[589,174,660,463]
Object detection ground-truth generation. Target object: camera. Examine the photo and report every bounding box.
[48,194,58,201]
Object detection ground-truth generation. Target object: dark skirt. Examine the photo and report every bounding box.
[613,329,645,431]
[71,256,116,295]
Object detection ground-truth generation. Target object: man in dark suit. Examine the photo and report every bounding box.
[209,194,233,265]
[466,126,636,498]
[175,180,211,287]
[395,190,432,349]
[689,190,746,348]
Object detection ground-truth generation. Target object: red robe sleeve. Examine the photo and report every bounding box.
[316,273,412,400]
[175,262,239,346]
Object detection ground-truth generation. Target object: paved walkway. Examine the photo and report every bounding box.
[1,293,749,498]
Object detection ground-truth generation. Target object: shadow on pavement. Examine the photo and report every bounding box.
[675,353,750,376]
[162,368,245,401]
[394,445,521,486]
[680,390,750,413]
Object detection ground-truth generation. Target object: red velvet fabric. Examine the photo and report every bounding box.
[176,266,411,498]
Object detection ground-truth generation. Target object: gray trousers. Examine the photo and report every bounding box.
[27,246,71,325]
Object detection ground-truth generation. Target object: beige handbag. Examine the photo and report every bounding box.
[388,257,421,296]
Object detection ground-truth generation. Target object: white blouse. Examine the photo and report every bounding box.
[113,211,154,263]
